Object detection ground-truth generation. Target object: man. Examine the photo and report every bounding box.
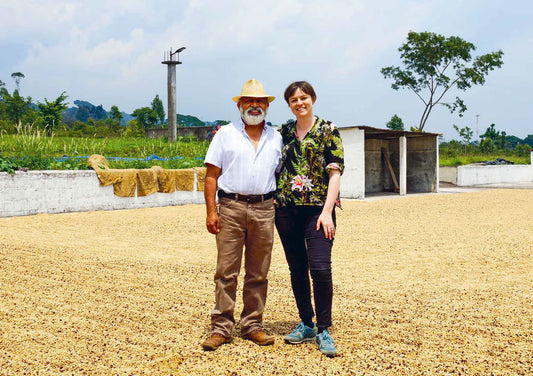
[201,79,282,351]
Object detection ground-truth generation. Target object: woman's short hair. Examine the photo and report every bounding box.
[284,81,317,104]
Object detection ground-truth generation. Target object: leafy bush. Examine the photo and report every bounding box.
[0,157,18,173]
[515,143,531,157]
[479,138,495,153]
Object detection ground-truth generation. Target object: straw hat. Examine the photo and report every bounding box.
[232,79,276,103]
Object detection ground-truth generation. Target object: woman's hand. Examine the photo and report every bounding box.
[316,169,340,240]
[317,211,335,240]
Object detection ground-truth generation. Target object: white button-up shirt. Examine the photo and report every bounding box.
[204,119,282,195]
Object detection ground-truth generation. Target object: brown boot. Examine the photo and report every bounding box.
[201,333,232,351]
[242,328,275,346]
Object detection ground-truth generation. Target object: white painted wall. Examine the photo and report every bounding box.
[439,151,533,186]
[439,166,458,184]
[456,164,533,186]
[338,127,365,199]
[0,170,204,218]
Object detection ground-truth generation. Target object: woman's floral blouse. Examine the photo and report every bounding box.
[276,117,344,208]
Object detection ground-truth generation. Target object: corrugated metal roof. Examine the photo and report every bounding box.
[339,125,441,139]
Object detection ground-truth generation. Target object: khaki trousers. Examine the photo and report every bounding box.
[211,197,275,337]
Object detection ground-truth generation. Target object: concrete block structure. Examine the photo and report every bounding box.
[339,126,440,198]
[1,126,441,217]
[0,170,204,218]
[440,151,533,186]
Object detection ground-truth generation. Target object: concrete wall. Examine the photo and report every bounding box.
[364,138,396,193]
[338,127,365,199]
[363,135,438,194]
[440,151,533,186]
[1,127,367,217]
[439,166,458,184]
[406,137,438,193]
[145,126,212,140]
[456,164,532,186]
[0,170,204,218]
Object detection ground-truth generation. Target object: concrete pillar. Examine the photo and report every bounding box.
[338,127,365,199]
[435,137,440,193]
[399,136,407,195]
[162,49,183,143]
[167,64,177,142]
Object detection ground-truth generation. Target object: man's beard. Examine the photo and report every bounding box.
[240,106,267,126]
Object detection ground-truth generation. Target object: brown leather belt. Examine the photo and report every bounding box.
[218,190,275,204]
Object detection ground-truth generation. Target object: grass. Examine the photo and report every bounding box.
[0,125,209,171]
[439,153,530,166]
[1,124,530,171]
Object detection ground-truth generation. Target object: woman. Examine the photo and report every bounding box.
[275,81,344,357]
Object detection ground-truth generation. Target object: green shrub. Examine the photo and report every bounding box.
[515,143,531,157]
[0,157,18,173]
[479,138,494,153]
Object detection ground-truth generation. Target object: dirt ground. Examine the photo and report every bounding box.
[1,189,532,375]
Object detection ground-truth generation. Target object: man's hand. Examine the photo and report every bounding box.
[204,163,221,235]
[206,211,220,234]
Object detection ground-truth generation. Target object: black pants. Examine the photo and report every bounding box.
[275,206,335,332]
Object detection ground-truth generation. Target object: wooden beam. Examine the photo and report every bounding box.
[381,147,399,193]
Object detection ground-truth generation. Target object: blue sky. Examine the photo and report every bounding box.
[1,0,532,140]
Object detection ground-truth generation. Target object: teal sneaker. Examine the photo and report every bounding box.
[316,329,336,357]
[284,322,316,344]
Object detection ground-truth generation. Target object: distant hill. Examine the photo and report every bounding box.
[62,100,209,127]
[177,114,205,127]
[63,100,133,126]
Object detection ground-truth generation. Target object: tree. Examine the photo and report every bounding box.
[151,94,165,126]
[453,124,473,152]
[11,72,25,90]
[109,105,123,124]
[36,92,69,134]
[107,106,123,136]
[481,123,499,141]
[132,107,158,129]
[495,131,507,149]
[524,135,533,148]
[0,88,33,127]
[123,119,144,137]
[479,138,495,153]
[381,31,504,131]
[515,143,531,157]
[386,114,404,130]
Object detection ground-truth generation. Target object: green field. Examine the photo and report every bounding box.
[0,126,209,172]
[439,153,530,166]
[0,125,530,172]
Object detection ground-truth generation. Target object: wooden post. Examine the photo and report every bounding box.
[381,147,399,193]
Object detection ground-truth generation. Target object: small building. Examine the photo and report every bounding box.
[339,126,440,199]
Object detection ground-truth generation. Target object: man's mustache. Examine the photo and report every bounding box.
[246,107,264,115]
